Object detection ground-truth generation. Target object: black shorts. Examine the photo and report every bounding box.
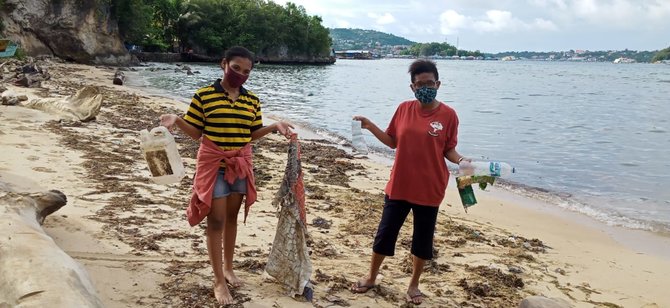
[372,195,439,260]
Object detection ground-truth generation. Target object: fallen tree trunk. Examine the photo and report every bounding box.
[0,190,103,307]
[112,70,125,85]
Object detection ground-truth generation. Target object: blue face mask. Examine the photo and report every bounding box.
[414,86,437,104]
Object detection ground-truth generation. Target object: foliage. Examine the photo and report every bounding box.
[651,46,670,62]
[111,0,332,58]
[12,47,27,60]
[111,0,153,46]
[329,28,415,50]
[401,42,482,58]
[0,0,5,34]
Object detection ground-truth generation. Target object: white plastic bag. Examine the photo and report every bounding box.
[139,126,185,184]
[351,120,369,155]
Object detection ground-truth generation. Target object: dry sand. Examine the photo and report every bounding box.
[1,60,669,308]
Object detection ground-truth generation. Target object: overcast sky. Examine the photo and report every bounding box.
[270,0,670,52]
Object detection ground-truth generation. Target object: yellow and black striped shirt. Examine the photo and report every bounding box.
[183,79,263,150]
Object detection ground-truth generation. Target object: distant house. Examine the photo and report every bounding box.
[613,57,636,64]
[334,50,373,59]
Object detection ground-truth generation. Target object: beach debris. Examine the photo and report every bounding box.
[1,89,28,106]
[113,69,125,85]
[518,296,573,308]
[324,295,350,306]
[265,134,314,301]
[508,265,524,274]
[456,175,496,211]
[139,126,186,185]
[23,85,102,121]
[0,58,51,87]
[0,190,104,307]
[351,119,369,156]
[312,216,332,229]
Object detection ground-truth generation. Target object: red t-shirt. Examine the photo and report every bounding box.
[385,100,459,206]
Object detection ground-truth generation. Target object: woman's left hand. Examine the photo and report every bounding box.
[275,121,295,138]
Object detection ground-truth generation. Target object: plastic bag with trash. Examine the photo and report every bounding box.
[351,119,369,155]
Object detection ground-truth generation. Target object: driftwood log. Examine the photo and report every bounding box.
[0,190,103,307]
[112,70,125,85]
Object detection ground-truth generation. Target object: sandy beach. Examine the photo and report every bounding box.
[2,60,669,308]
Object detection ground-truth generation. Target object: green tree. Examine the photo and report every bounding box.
[111,0,153,46]
[112,0,333,59]
[652,46,670,62]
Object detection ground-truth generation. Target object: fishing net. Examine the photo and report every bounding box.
[265,134,313,301]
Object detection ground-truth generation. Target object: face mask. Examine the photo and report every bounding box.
[223,66,249,88]
[414,86,437,104]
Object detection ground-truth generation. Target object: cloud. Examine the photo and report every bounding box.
[368,12,397,25]
[334,19,353,28]
[439,9,558,34]
[439,10,468,35]
[527,0,670,29]
[473,10,517,32]
[532,18,558,30]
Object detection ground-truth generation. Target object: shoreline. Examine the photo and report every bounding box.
[2,60,669,307]
[269,113,670,253]
[126,60,670,240]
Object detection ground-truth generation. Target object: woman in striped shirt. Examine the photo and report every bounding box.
[160,46,293,305]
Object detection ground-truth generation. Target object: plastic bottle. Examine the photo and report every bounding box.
[139,126,185,184]
[351,119,369,155]
[458,160,515,177]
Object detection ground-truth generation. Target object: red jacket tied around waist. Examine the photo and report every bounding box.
[187,136,257,226]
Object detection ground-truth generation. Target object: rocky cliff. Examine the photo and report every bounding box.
[0,0,131,65]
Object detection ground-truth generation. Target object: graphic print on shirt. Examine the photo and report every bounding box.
[428,121,443,137]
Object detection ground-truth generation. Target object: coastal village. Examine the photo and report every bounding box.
[330,29,668,63]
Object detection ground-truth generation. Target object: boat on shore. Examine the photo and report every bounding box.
[0,39,18,58]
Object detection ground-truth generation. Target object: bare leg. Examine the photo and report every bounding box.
[223,193,244,287]
[406,254,426,304]
[351,252,386,292]
[207,197,234,305]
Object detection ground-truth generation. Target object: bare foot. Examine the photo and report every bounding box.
[406,286,424,305]
[224,269,244,288]
[213,280,234,305]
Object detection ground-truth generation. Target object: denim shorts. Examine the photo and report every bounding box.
[213,168,247,199]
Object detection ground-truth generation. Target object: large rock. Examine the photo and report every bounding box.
[257,45,335,64]
[0,0,131,65]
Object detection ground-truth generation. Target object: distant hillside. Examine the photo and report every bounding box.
[329,28,415,51]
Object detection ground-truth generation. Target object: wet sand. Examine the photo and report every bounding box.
[1,60,669,308]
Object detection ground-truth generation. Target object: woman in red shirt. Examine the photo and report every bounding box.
[351,59,467,305]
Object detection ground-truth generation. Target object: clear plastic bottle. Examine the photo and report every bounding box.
[139,126,185,184]
[351,119,369,155]
[458,160,515,177]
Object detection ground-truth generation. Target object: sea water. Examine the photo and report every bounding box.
[129,59,670,236]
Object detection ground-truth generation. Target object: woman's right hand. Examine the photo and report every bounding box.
[159,114,178,132]
[352,115,372,130]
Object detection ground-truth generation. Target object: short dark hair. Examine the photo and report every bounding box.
[408,59,439,83]
[224,46,255,67]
